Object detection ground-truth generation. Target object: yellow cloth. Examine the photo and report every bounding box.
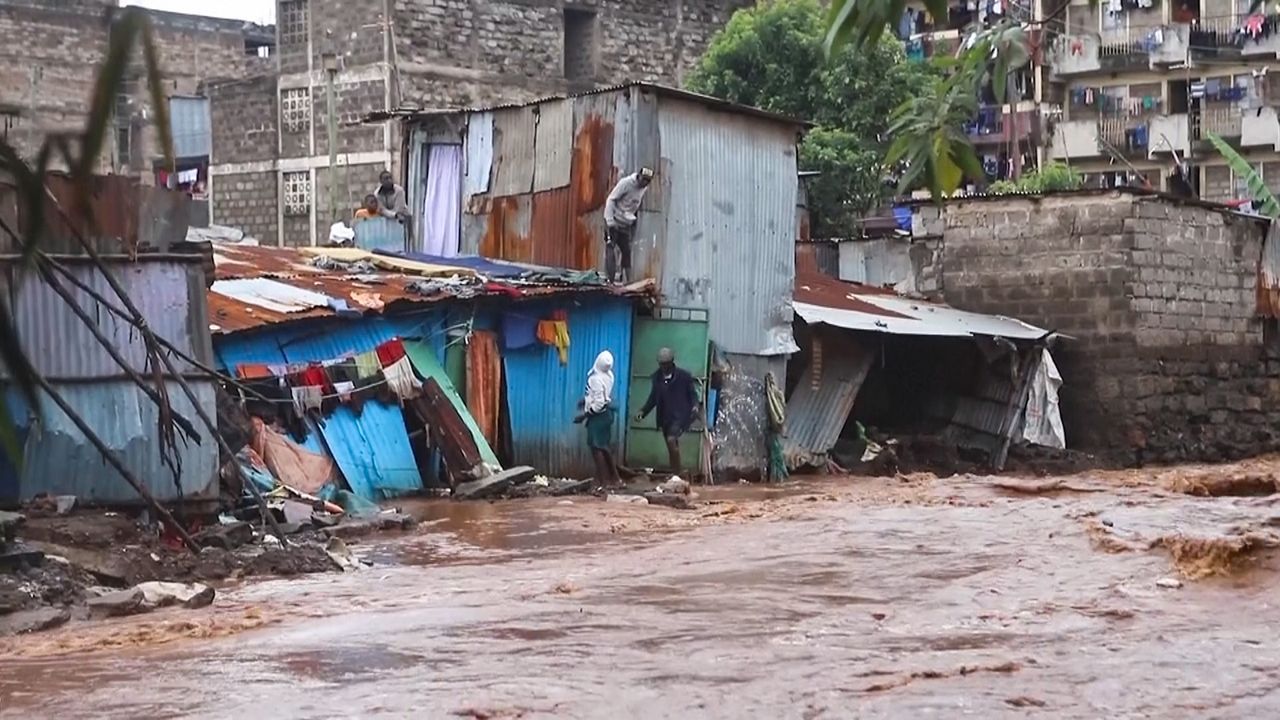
[535,319,570,364]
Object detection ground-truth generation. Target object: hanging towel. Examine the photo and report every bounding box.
[381,356,422,401]
[354,349,382,379]
[536,319,558,346]
[291,386,323,416]
[466,330,502,449]
[551,320,570,365]
[333,381,355,402]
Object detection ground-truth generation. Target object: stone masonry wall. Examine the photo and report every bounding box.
[213,170,277,243]
[929,191,1274,463]
[0,1,110,168]
[209,75,278,165]
[0,1,269,175]
[392,0,753,108]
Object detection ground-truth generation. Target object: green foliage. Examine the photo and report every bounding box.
[0,7,172,466]
[986,162,1083,195]
[824,0,1033,200]
[1206,132,1280,218]
[686,0,934,236]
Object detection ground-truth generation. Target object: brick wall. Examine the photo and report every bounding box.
[926,191,1274,462]
[316,162,387,228]
[0,1,110,167]
[393,0,752,108]
[0,1,269,174]
[210,75,278,164]
[213,170,277,243]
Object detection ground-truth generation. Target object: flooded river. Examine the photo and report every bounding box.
[3,464,1280,718]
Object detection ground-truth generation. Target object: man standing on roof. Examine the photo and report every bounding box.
[635,347,700,473]
[603,166,654,283]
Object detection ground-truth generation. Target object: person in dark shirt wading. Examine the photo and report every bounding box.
[635,347,700,473]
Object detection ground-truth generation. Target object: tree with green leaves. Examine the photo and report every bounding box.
[686,0,935,237]
[823,0,1033,199]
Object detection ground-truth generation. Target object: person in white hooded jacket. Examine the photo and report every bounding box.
[579,350,620,486]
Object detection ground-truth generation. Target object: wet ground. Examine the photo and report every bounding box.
[4,460,1280,718]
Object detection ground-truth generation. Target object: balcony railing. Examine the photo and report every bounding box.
[1193,105,1242,140]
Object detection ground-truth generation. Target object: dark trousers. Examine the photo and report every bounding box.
[605,224,633,282]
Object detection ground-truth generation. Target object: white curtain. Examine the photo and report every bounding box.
[421,144,462,257]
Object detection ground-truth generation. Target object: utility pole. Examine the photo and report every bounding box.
[322,51,339,226]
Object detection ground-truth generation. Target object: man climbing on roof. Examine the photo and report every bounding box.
[603,166,654,283]
[635,347,700,473]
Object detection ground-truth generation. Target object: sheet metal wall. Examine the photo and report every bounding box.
[213,298,632,483]
[447,88,801,361]
[0,258,219,504]
[169,96,212,159]
[501,297,633,478]
[213,312,450,499]
[6,381,219,505]
[653,97,799,358]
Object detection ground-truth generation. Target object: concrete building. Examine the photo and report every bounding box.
[840,190,1280,464]
[1047,0,1280,199]
[0,0,273,191]
[207,0,752,247]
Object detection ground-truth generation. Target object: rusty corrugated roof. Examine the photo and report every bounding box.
[207,243,653,336]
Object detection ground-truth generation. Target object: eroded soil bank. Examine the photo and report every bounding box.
[4,459,1280,718]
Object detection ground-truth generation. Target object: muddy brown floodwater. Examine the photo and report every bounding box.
[5,461,1280,719]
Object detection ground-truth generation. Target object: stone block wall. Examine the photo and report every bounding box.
[209,75,278,164]
[926,191,1274,462]
[0,1,110,168]
[213,170,277,243]
[0,1,269,175]
[316,161,387,228]
[392,0,753,108]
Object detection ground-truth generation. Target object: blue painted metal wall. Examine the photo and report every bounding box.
[3,382,219,505]
[500,297,633,478]
[353,217,407,251]
[213,312,449,499]
[214,296,633,485]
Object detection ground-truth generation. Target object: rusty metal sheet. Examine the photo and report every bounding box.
[532,99,572,192]
[570,111,616,215]
[489,107,537,197]
[782,330,874,470]
[1258,221,1280,318]
[206,241,653,335]
[477,195,533,262]
[530,187,574,268]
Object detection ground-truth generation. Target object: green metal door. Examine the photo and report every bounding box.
[625,307,710,472]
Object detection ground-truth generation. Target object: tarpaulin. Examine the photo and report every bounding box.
[1019,347,1066,449]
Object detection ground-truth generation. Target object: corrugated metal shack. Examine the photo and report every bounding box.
[787,253,1064,472]
[391,83,809,477]
[208,243,650,487]
[0,175,219,506]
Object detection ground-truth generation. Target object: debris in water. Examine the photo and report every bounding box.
[606,494,648,505]
[1156,577,1183,589]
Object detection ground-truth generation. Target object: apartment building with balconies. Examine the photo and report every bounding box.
[899,0,1049,186]
[1048,0,1280,200]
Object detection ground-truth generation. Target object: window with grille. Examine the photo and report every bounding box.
[281,88,311,133]
[283,171,311,216]
[279,1,308,47]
